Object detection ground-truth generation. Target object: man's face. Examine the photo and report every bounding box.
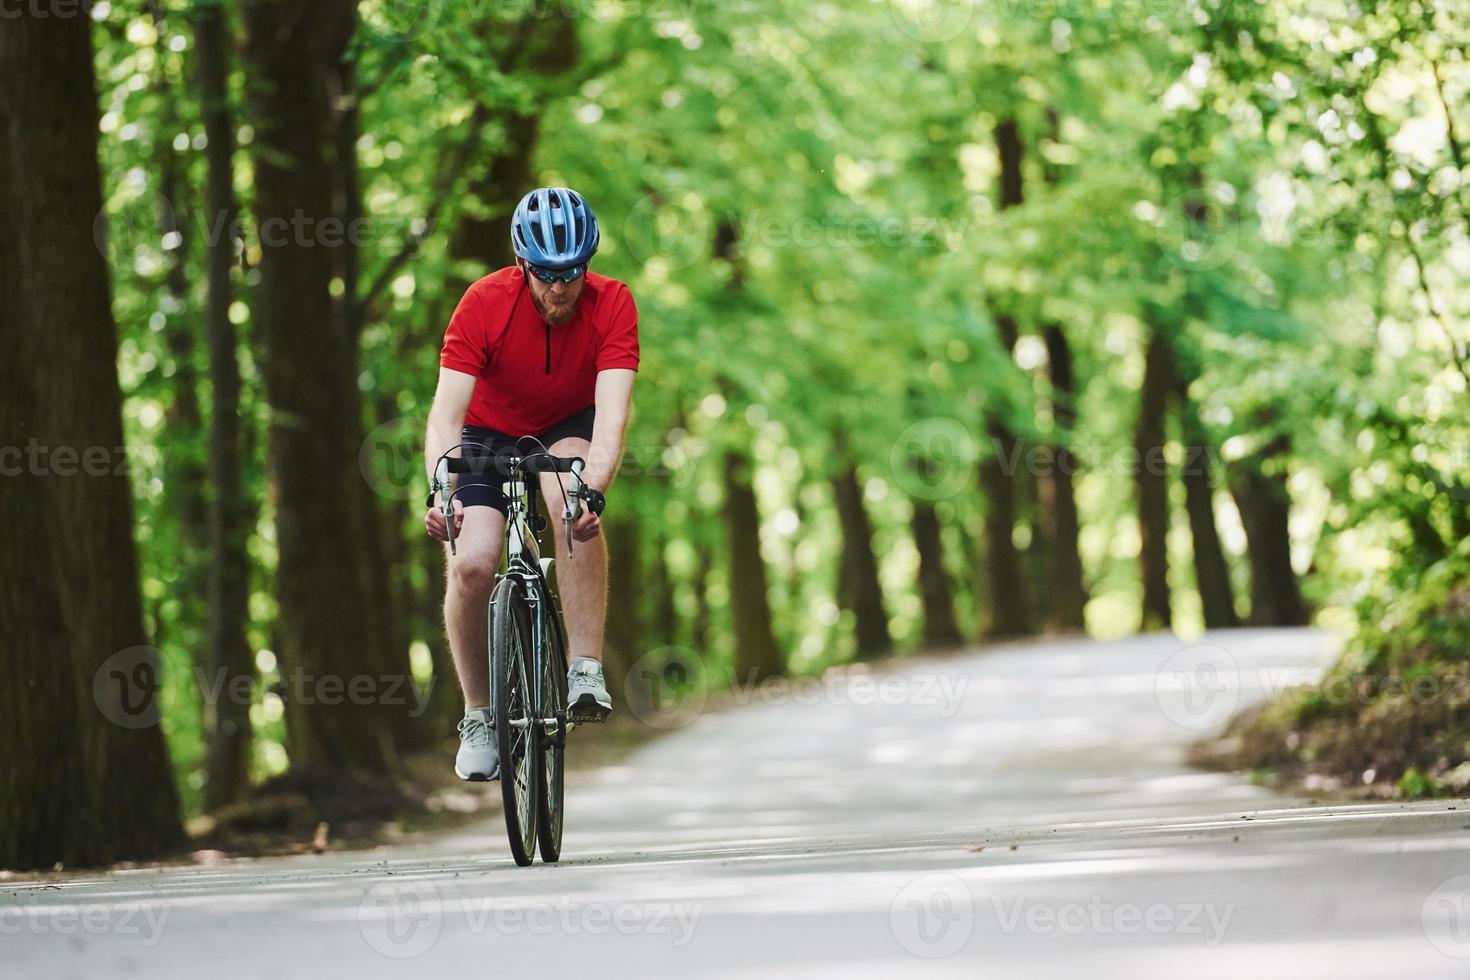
[523,262,586,327]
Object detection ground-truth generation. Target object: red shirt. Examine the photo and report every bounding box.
[440,266,639,434]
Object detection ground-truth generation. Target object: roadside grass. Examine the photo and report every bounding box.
[1192,574,1470,801]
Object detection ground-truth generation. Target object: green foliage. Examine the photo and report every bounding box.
[1397,767,1436,799]
[1352,543,1470,674]
[89,0,1469,809]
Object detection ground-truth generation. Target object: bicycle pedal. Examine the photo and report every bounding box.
[567,697,611,724]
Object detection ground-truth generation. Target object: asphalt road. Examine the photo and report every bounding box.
[9,628,1470,978]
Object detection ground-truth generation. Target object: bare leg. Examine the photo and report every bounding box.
[444,505,506,707]
[541,436,607,664]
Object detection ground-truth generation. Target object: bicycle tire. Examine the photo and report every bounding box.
[536,587,568,863]
[491,575,540,867]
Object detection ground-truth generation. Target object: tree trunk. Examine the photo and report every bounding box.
[0,388,103,869]
[0,10,183,859]
[243,0,396,772]
[977,121,1035,638]
[1041,323,1087,631]
[649,536,681,650]
[977,427,1031,638]
[376,393,426,749]
[330,53,422,752]
[947,505,979,634]
[448,13,578,268]
[722,453,785,683]
[830,449,892,660]
[0,75,108,872]
[195,0,256,810]
[690,541,713,660]
[1231,435,1307,626]
[1030,111,1088,633]
[602,513,644,708]
[1135,329,1174,631]
[450,111,541,271]
[995,117,1025,210]
[1177,390,1239,629]
[911,501,963,648]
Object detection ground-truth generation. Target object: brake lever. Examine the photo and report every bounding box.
[436,459,456,556]
[564,459,585,560]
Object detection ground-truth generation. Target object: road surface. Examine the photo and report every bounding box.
[9,628,1470,977]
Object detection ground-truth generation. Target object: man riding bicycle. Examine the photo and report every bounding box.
[423,187,637,782]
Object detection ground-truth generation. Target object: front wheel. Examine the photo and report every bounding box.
[491,576,539,867]
[536,600,568,863]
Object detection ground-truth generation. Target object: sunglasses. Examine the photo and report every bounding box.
[523,261,587,285]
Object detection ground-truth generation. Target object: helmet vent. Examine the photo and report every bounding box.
[510,186,600,268]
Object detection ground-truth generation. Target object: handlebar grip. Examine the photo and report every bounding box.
[445,457,478,474]
[523,455,585,475]
[446,454,583,476]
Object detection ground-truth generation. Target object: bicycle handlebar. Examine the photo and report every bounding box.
[445,453,585,477]
[434,448,589,561]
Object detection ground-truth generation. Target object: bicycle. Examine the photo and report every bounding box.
[430,437,601,866]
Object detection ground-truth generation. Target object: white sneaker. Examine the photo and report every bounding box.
[455,707,498,781]
[567,658,612,722]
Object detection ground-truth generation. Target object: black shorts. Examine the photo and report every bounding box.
[457,405,595,513]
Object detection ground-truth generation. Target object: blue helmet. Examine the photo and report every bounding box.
[510,186,599,268]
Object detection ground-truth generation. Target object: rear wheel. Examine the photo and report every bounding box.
[491,576,539,866]
[536,597,568,863]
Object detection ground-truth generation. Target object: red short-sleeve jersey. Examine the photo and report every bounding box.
[440,266,639,434]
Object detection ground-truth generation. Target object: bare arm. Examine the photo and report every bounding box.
[425,367,478,482]
[583,368,635,493]
[423,368,477,539]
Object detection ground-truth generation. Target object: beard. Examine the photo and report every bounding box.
[531,288,580,327]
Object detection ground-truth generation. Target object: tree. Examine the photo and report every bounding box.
[0,80,107,872]
[1040,323,1088,631]
[831,440,893,660]
[977,118,1035,638]
[601,513,645,709]
[1232,432,1307,627]
[910,499,963,648]
[1134,325,1175,631]
[723,452,785,684]
[242,0,398,772]
[196,0,256,808]
[1176,378,1239,629]
[0,8,183,862]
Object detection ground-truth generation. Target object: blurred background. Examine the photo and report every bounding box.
[2,0,1468,871]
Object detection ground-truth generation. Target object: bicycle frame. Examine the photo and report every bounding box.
[432,443,586,864]
[490,454,583,740]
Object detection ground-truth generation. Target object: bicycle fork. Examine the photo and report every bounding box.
[504,584,573,743]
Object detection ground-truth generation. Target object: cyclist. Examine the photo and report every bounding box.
[423,187,638,782]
